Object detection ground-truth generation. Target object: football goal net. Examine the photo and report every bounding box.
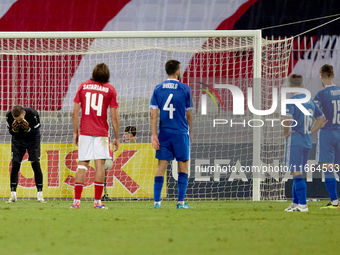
[0,31,292,201]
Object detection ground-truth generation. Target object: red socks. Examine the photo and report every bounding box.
[74,182,84,200]
[74,182,104,200]
[94,182,104,200]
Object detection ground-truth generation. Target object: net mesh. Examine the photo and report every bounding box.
[0,34,293,200]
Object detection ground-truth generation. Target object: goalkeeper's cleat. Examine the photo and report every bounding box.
[70,202,80,209]
[94,203,108,209]
[320,202,338,209]
[154,203,161,209]
[284,203,297,212]
[6,195,17,203]
[176,202,193,209]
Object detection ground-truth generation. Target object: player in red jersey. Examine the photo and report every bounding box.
[70,63,119,209]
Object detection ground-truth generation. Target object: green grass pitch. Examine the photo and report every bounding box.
[0,200,338,255]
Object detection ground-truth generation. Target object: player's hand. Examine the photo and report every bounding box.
[320,119,328,129]
[151,135,160,150]
[21,119,30,132]
[190,133,193,146]
[73,133,79,146]
[112,138,119,152]
[285,130,295,139]
[11,121,20,132]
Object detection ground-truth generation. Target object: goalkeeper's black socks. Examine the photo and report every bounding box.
[31,161,43,192]
[10,161,21,191]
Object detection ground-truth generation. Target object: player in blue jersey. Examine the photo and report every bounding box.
[284,74,326,212]
[150,60,194,209]
[314,64,340,209]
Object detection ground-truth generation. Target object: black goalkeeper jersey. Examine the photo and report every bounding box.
[6,107,41,139]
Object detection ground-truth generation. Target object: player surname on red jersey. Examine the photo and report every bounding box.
[83,83,110,93]
[73,80,119,137]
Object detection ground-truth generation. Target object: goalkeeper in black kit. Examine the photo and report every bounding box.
[6,105,45,203]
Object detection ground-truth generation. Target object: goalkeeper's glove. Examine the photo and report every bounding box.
[11,121,20,132]
[21,119,31,132]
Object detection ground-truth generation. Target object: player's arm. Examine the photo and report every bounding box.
[150,89,160,150]
[6,112,19,136]
[311,104,327,134]
[110,107,120,152]
[186,86,194,144]
[282,116,295,139]
[21,109,41,135]
[151,108,159,150]
[313,91,322,108]
[72,103,81,146]
[186,110,193,144]
[283,103,295,139]
[311,115,327,134]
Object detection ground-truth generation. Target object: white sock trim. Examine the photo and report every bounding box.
[94,183,104,186]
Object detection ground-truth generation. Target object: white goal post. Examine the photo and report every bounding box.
[0,30,292,201]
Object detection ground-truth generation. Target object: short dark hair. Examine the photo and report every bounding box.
[125,126,137,137]
[320,64,334,78]
[11,105,25,118]
[91,63,110,83]
[288,74,303,87]
[165,60,180,75]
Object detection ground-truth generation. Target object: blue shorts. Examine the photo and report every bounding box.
[316,129,340,164]
[156,130,190,161]
[285,143,311,172]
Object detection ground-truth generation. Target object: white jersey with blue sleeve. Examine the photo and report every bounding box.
[150,79,194,134]
[314,85,340,130]
[286,93,324,148]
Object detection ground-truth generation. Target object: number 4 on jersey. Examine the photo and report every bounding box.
[85,92,103,116]
[163,94,176,119]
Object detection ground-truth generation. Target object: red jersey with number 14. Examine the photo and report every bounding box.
[73,80,119,137]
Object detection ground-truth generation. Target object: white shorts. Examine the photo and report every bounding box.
[78,135,112,161]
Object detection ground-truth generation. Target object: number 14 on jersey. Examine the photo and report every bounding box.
[85,92,103,116]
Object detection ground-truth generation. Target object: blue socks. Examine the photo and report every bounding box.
[292,182,298,204]
[154,176,164,202]
[293,175,307,205]
[178,172,188,202]
[154,172,189,203]
[324,170,338,202]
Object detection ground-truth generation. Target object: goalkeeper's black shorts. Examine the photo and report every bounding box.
[11,135,41,162]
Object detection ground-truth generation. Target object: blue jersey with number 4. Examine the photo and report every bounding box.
[314,85,340,130]
[150,79,194,134]
[286,93,324,148]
